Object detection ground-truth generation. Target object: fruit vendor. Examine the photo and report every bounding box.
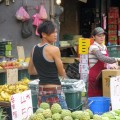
[28,20,68,109]
[88,27,120,97]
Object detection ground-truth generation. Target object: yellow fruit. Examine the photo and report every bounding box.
[0,96,4,101]
[18,84,28,90]
[22,78,30,84]
[0,66,3,69]
[17,58,24,62]
[1,91,7,99]
[24,57,30,62]
[8,85,15,90]
[15,88,20,93]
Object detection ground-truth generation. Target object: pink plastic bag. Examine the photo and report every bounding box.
[16,6,30,21]
[35,20,43,36]
[32,14,41,26]
[38,4,47,19]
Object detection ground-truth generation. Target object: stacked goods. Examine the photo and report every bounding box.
[108,7,119,45]
[0,77,30,102]
[29,102,120,120]
[0,41,12,57]
[0,57,30,69]
[29,102,94,120]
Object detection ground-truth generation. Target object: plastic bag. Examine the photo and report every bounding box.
[32,14,42,26]
[16,6,30,21]
[61,79,86,92]
[38,4,47,19]
[21,20,32,38]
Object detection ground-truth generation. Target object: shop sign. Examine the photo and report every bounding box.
[17,46,25,59]
[79,63,89,74]
[110,76,120,110]
[7,68,18,84]
[11,90,33,120]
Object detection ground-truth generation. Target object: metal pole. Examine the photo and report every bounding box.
[50,0,55,22]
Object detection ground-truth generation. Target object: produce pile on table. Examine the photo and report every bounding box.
[0,77,30,102]
[0,57,30,69]
[28,102,120,120]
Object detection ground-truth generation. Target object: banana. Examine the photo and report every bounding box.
[22,78,30,85]
[18,84,28,90]
[8,85,15,90]
[1,91,7,99]
[0,96,4,101]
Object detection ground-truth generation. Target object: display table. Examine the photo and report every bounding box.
[0,101,10,107]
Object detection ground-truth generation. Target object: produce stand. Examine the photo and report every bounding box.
[0,66,30,85]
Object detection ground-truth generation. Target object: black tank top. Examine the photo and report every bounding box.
[33,44,61,85]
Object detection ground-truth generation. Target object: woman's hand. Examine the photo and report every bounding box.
[107,63,119,69]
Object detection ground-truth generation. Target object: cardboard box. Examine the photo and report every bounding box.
[102,69,120,97]
[61,57,76,64]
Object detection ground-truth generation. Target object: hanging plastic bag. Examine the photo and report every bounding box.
[35,20,43,36]
[38,4,47,20]
[32,14,41,26]
[16,6,30,21]
[21,20,32,38]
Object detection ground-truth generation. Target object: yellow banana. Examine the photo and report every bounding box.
[1,91,7,99]
[0,96,4,101]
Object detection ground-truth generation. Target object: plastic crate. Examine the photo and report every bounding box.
[18,69,30,80]
[66,62,80,79]
[0,72,6,84]
[107,45,120,58]
[78,38,90,54]
[0,102,12,120]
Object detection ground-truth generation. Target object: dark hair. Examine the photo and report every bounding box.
[38,20,56,38]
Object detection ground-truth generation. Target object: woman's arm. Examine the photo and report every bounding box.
[92,50,116,64]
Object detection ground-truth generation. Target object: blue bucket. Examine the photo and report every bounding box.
[88,97,110,115]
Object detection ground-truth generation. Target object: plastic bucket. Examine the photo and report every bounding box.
[88,97,110,115]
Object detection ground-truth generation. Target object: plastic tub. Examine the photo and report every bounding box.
[88,96,110,115]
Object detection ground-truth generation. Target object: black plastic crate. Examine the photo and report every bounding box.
[66,62,80,79]
[18,69,30,80]
[0,102,12,120]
